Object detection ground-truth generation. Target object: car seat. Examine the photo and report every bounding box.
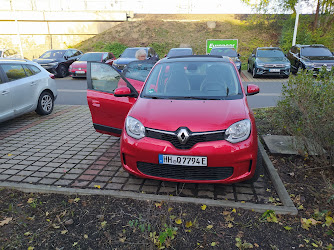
[200,65,228,95]
[164,65,190,95]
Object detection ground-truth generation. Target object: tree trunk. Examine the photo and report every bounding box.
[313,0,321,30]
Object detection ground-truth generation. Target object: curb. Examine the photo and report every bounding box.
[258,138,298,215]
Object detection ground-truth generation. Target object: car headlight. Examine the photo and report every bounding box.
[47,62,58,66]
[125,116,145,139]
[225,119,251,143]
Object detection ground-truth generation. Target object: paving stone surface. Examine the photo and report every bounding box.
[0,105,278,205]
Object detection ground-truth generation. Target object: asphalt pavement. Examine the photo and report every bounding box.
[54,70,287,108]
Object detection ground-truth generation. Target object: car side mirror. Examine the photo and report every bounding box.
[251,54,255,57]
[246,84,260,96]
[114,87,136,97]
[237,53,240,57]
[64,56,68,60]
[297,53,300,57]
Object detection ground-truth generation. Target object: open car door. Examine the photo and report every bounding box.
[87,62,138,137]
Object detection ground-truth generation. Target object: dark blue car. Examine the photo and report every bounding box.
[113,47,159,72]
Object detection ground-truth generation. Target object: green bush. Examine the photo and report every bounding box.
[275,69,334,166]
[103,42,128,57]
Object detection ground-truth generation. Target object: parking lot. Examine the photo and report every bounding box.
[0,105,297,214]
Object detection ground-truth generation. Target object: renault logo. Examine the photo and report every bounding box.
[177,128,190,144]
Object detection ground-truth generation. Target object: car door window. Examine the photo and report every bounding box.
[4,50,10,57]
[1,64,27,81]
[72,50,82,57]
[64,50,74,58]
[27,65,41,75]
[90,63,122,93]
[23,65,34,76]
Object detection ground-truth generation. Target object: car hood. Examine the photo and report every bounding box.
[129,98,248,132]
[71,61,87,68]
[257,57,289,64]
[114,58,137,65]
[33,58,61,64]
[301,56,334,63]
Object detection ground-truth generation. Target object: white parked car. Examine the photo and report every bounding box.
[0,48,22,59]
[0,59,58,123]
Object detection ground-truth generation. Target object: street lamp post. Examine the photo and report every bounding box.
[292,2,301,46]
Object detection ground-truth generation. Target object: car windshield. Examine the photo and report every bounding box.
[79,53,103,61]
[301,47,332,57]
[40,50,65,59]
[121,48,146,58]
[123,61,155,82]
[210,48,237,57]
[141,61,242,100]
[257,49,284,58]
[167,49,193,57]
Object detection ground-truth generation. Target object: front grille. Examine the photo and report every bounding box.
[264,64,285,68]
[314,63,334,68]
[146,128,225,150]
[137,162,233,180]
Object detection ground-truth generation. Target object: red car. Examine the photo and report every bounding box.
[69,52,115,78]
[87,55,262,184]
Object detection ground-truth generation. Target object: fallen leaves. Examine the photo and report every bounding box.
[0,217,12,227]
[201,204,207,211]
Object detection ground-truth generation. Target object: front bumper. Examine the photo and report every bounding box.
[69,69,87,77]
[40,65,58,75]
[256,66,290,76]
[120,131,258,184]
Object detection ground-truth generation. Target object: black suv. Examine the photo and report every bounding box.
[33,49,83,78]
[287,44,334,74]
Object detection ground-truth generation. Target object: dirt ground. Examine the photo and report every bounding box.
[1,108,333,249]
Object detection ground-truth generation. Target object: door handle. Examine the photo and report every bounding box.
[92,100,100,107]
[2,90,9,95]
[30,81,37,86]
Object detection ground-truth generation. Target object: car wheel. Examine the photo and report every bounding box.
[252,66,258,78]
[244,147,263,184]
[35,91,54,115]
[57,64,67,78]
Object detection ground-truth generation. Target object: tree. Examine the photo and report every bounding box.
[241,0,334,29]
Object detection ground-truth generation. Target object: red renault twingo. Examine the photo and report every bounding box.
[87,55,262,184]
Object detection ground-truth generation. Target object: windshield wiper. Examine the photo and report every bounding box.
[142,95,167,99]
[172,96,222,100]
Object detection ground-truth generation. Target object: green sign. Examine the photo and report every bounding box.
[206,39,238,54]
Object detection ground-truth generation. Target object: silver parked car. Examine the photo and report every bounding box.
[0,59,58,123]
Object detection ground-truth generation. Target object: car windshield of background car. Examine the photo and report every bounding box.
[40,50,65,59]
[141,61,241,100]
[167,49,193,57]
[123,61,155,82]
[301,47,333,57]
[257,49,284,58]
[210,48,237,57]
[79,53,103,62]
[122,48,145,58]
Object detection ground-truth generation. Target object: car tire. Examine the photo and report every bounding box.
[244,147,263,184]
[35,91,54,116]
[252,66,258,78]
[57,64,67,78]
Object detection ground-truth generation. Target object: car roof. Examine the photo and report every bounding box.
[0,59,31,63]
[296,44,327,48]
[257,47,281,50]
[169,48,192,50]
[162,55,232,62]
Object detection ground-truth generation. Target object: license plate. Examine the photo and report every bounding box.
[269,69,280,73]
[159,154,207,166]
[76,71,85,74]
